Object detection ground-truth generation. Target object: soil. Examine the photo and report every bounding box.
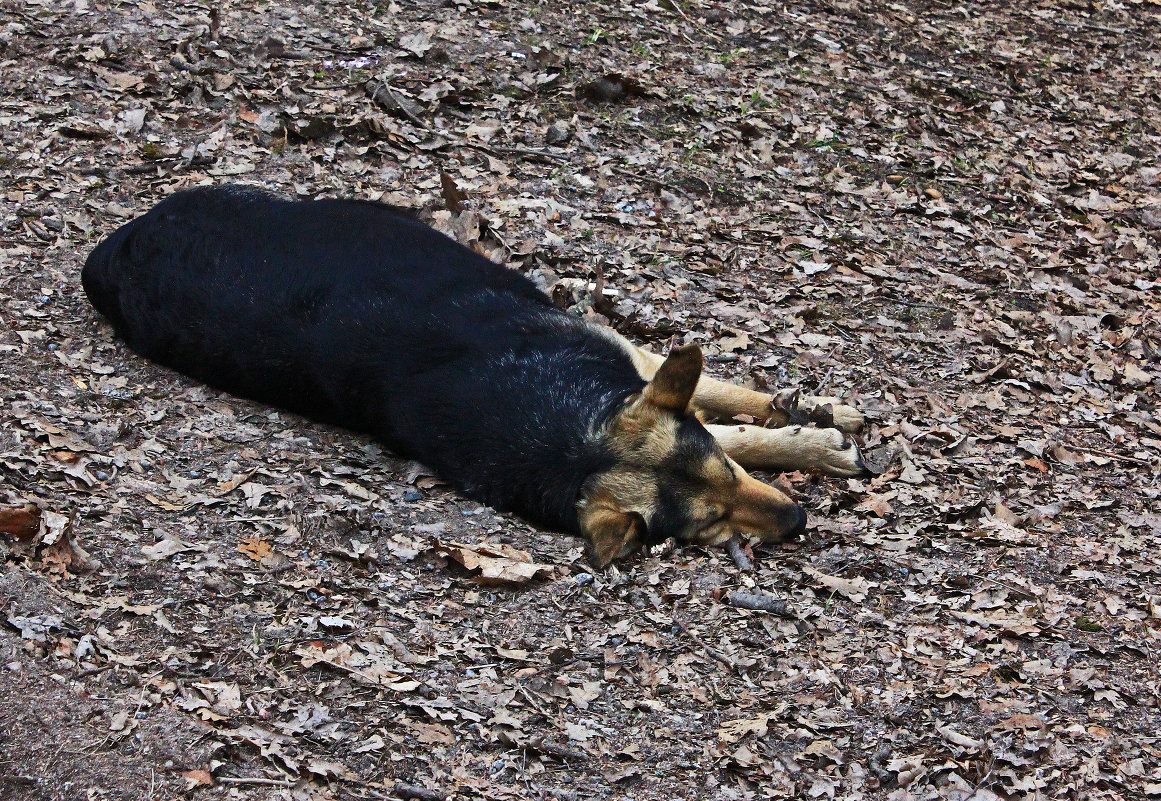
[1,1,1159,799]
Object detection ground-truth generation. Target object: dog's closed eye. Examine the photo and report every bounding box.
[694,506,726,529]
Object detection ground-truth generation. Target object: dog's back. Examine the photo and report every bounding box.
[83,186,643,531]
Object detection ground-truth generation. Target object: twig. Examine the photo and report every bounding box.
[1069,445,1154,467]
[661,0,692,22]
[393,782,447,801]
[657,0,724,40]
[727,591,791,617]
[608,165,700,200]
[516,685,550,716]
[813,344,844,395]
[966,573,1035,600]
[526,737,589,762]
[73,664,112,680]
[724,536,753,571]
[81,155,215,177]
[673,604,736,669]
[218,776,293,786]
[367,81,428,129]
[457,141,570,164]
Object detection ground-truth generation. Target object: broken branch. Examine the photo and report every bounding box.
[724,536,753,571]
[728,591,791,617]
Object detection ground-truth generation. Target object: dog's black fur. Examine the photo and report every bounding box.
[84,186,661,535]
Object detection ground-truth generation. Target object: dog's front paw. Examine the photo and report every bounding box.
[806,427,871,478]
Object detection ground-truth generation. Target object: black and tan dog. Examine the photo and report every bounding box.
[83,186,867,566]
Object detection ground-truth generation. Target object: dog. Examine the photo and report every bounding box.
[82,185,868,567]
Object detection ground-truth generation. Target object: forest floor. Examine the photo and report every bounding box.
[1,0,1160,799]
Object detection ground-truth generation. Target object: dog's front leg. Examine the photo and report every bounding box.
[705,423,869,477]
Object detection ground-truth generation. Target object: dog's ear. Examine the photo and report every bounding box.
[641,344,702,414]
[582,508,646,568]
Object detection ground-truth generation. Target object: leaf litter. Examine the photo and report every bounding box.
[1,0,1159,799]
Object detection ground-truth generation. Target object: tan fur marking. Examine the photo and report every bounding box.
[583,466,660,514]
[726,463,797,537]
[685,456,802,546]
[578,464,657,567]
[579,503,646,568]
[605,398,679,460]
[578,376,806,563]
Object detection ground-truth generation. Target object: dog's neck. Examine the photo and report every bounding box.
[438,346,644,535]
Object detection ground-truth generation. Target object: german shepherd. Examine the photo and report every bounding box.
[82,186,867,567]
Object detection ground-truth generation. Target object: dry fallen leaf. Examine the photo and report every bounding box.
[0,504,42,542]
[802,565,875,603]
[36,510,100,574]
[181,769,214,789]
[718,712,776,744]
[435,540,557,585]
[141,536,203,561]
[398,30,432,58]
[237,536,272,561]
[7,614,65,642]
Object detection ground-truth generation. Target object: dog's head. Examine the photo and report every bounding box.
[579,344,806,567]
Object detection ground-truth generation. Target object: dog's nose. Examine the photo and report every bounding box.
[784,505,807,540]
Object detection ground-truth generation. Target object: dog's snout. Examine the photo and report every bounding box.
[729,470,808,543]
[760,502,806,542]
[784,504,807,540]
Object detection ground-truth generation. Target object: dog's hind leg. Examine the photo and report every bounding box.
[705,423,869,478]
[618,338,863,432]
[612,339,780,420]
[767,392,865,434]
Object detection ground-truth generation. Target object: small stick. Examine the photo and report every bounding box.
[1069,445,1153,467]
[728,591,791,617]
[724,536,753,571]
[673,604,736,669]
[458,141,570,164]
[217,776,293,786]
[966,573,1035,600]
[608,165,698,201]
[369,81,428,129]
[526,737,589,762]
[393,783,447,801]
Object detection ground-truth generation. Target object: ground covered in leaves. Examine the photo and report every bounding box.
[2,0,1160,799]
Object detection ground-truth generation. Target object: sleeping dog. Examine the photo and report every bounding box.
[83,186,867,566]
